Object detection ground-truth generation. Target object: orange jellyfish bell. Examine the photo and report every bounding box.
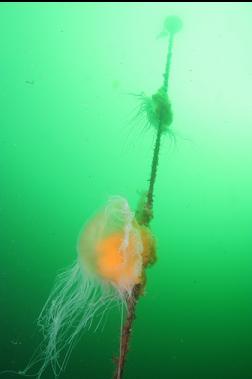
[78,196,146,294]
[78,196,156,294]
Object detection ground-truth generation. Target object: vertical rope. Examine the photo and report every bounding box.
[113,26,178,379]
[163,33,174,93]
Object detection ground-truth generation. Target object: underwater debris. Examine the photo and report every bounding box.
[25,80,34,85]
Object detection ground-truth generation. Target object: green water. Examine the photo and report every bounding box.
[1,2,252,379]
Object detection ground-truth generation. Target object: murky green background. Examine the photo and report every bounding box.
[1,2,252,379]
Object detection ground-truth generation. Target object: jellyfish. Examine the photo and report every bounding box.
[4,196,155,378]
